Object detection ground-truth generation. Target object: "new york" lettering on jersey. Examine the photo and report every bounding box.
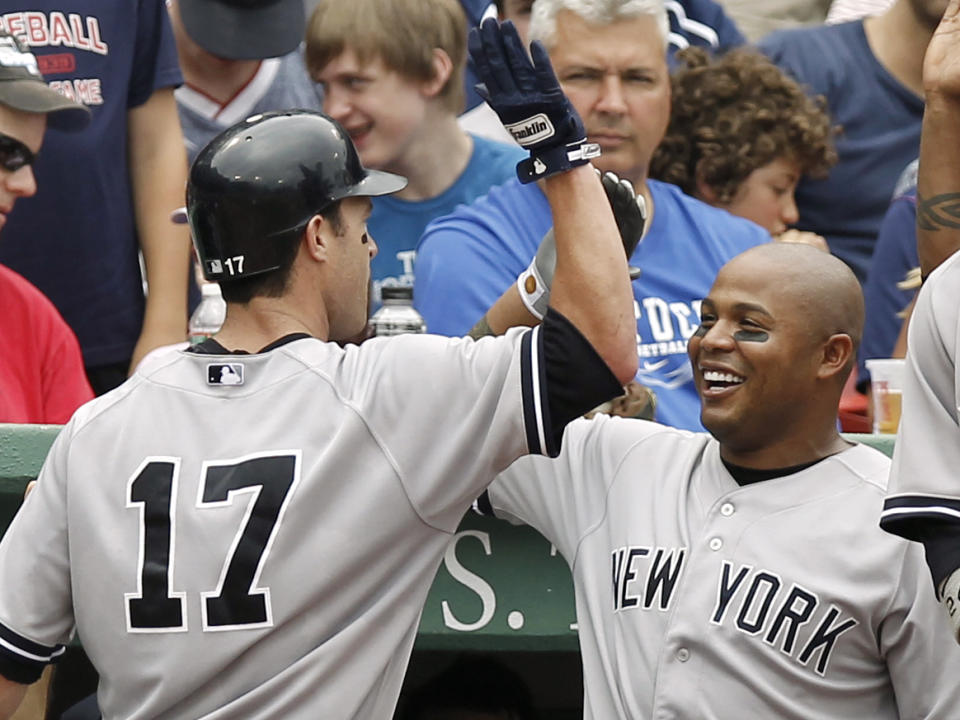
[611,545,686,612]
[711,561,858,676]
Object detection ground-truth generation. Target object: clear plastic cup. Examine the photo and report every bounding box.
[865,358,906,434]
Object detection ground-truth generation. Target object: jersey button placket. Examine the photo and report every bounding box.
[710,502,734,551]
[676,647,691,662]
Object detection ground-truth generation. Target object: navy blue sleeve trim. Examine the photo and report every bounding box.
[518,309,625,457]
[881,495,960,536]
[0,622,65,684]
[519,326,547,456]
[539,308,624,455]
[881,495,960,588]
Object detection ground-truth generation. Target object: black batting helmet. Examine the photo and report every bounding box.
[186,110,407,281]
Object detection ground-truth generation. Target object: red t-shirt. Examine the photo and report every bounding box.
[0,264,93,423]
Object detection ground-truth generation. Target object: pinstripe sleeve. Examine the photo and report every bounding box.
[881,253,960,585]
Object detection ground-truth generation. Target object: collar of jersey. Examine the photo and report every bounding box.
[721,455,830,487]
[186,332,314,355]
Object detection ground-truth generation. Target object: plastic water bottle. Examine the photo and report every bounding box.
[369,286,426,336]
[189,283,227,343]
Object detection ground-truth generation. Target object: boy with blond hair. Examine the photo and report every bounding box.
[306,0,524,310]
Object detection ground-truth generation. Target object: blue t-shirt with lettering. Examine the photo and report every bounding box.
[414,178,768,431]
[0,0,183,368]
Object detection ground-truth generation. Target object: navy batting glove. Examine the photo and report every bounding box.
[469,18,600,183]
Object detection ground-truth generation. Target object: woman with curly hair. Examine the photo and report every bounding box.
[650,47,836,244]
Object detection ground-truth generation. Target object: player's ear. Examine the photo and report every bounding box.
[816,333,854,381]
[304,214,331,263]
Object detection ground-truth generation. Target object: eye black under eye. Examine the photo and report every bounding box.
[734,328,769,342]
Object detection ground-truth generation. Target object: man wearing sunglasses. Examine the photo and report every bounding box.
[0,29,94,424]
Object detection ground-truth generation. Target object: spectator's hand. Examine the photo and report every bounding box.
[469,18,599,183]
[775,229,829,252]
[585,381,657,421]
[923,0,960,100]
[23,481,35,500]
[518,171,645,319]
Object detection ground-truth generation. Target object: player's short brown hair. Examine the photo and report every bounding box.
[305,0,467,115]
[649,48,837,203]
[219,202,343,305]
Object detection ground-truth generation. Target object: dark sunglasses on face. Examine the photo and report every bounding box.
[0,133,35,173]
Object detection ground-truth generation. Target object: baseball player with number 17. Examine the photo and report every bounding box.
[0,19,639,720]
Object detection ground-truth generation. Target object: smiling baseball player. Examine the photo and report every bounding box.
[476,241,960,718]
[0,20,638,720]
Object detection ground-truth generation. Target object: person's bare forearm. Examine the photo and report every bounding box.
[127,88,192,371]
[916,0,960,276]
[546,165,637,384]
[917,99,960,276]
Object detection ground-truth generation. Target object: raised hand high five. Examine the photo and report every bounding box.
[468,18,600,183]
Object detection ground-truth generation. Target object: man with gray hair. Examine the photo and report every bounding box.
[415,0,769,431]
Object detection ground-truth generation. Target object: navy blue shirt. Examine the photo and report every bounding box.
[858,187,918,387]
[666,0,745,62]
[759,21,924,284]
[0,0,183,367]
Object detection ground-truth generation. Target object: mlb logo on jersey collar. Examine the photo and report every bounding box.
[207,363,244,386]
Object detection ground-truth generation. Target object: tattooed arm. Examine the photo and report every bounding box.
[916,0,960,277]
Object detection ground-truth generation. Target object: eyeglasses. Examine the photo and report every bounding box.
[0,133,36,173]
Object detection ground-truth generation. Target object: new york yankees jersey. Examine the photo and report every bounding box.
[484,416,960,719]
[881,249,960,585]
[0,316,619,719]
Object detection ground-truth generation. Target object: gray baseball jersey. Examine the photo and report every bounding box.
[0,318,618,719]
[486,416,960,719]
[881,249,960,582]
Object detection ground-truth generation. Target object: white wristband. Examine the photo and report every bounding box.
[517,261,549,321]
[939,567,960,643]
